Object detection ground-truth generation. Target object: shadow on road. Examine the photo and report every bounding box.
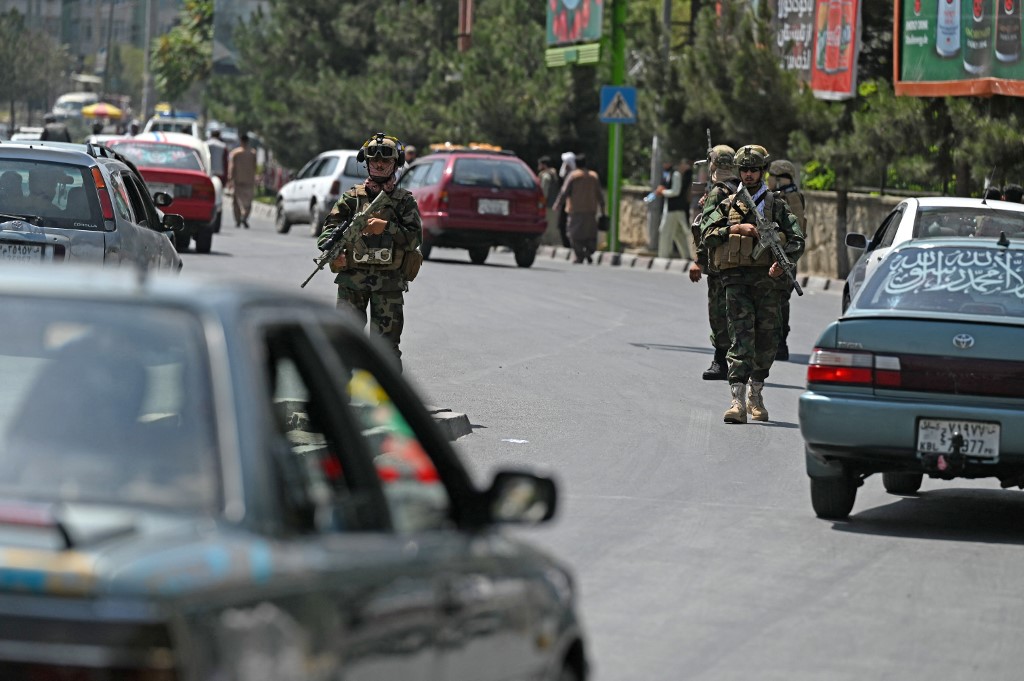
[832,487,1024,545]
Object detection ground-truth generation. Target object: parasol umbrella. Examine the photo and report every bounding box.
[81,102,123,118]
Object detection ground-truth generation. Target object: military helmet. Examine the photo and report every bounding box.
[735,144,770,170]
[357,132,405,166]
[709,145,736,168]
[769,159,797,179]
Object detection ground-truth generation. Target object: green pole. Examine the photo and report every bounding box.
[606,0,627,254]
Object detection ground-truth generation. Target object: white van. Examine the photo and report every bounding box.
[52,92,99,119]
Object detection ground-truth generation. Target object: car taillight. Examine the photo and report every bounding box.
[329,179,340,195]
[192,181,214,200]
[807,349,902,387]
[91,167,114,220]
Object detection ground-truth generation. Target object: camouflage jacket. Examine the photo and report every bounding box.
[317,184,422,293]
[693,180,739,271]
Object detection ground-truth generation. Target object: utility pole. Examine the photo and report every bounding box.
[605,0,627,255]
[141,0,153,120]
[458,0,473,52]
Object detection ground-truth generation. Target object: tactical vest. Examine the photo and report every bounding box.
[713,190,785,270]
[665,170,688,213]
[343,187,411,271]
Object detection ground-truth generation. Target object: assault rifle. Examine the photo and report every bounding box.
[690,128,714,246]
[734,185,804,297]
[301,190,392,288]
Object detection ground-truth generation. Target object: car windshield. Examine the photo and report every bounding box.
[0,298,219,511]
[107,142,203,171]
[451,158,536,189]
[0,160,103,230]
[855,244,1024,318]
[913,206,1024,239]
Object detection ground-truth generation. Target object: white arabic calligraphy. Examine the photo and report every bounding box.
[881,249,1024,299]
[777,0,815,19]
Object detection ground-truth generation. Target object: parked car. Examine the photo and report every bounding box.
[842,196,1024,311]
[800,237,1024,520]
[400,146,547,267]
[142,112,200,137]
[0,265,589,681]
[0,141,184,270]
[106,134,220,253]
[275,148,363,236]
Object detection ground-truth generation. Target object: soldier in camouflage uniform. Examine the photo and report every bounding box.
[767,159,806,362]
[691,145,740,381]
[316,133,422,371]
[701,145,804,424]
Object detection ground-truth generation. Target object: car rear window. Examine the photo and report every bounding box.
[318,156,339,176]
[855,245,1024,318]
[343,156,362,177]
[451,158,536,189]
[0,160,103,230]
[913,206,1024,239]
[0,298,219,511]
[107,142,203,171]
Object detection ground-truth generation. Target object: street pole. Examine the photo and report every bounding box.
[141,0,152,120]
[606,0,626,255]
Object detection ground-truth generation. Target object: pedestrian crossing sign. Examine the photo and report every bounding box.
[599,86,637,124]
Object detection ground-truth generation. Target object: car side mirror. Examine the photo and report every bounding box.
[162,213,186,233]
[153,191,173,207]
[485,470,557,525]
[845,232,867,250]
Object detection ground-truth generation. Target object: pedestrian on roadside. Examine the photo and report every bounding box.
[556,151,577,248]
[554,154,605,264]
[317,132,423,371]
[690,145,739,381]
[40,113,72,142]
[767,159,806,362]
[701,144,804,424]
[1002,184,1023,203]
[228,132,258,228]
[206,128,229,185]
[656,157,693,260]
[984,186,1003,201]
[537,155,562,246]
[396,144,417,182]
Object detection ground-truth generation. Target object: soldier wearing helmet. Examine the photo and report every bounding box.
[767,159,806,362]
[316,132,423,370]
[701,144,805,424]
[692,144,741,381]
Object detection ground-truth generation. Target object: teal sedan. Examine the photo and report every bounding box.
[800,236,1024,520]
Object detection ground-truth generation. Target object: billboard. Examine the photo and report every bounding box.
[772,0,817,83]
[896,0,1024,96]
[547,0,604,46]
[772,0,862,99]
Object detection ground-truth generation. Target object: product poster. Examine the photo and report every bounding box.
[547,0,604,46]
[809,0,862,99]
[771,0,817,83]
[897,0,1024,95]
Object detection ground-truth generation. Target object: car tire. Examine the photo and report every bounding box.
[194,228,213,254]
[882,472,923,495]
[810,472,857,520]
[421,238,434,260]
[174,232,191,253]
[468,246,490,265]
[514,242,538,268]
[310,202,325,237]
[275,203,291,234]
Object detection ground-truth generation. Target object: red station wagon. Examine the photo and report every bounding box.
[400,146,546,268]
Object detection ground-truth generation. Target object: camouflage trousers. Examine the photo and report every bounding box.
[707,273,730,356]
[336,288,405,370]
[724,279,785,384]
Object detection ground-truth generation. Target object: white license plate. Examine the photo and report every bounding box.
[0,243,43,262]
[478,199,509,216]
[917,419,1000,459]
[150,183,175,197]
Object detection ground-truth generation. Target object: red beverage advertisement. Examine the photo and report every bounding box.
[810,0,861,99]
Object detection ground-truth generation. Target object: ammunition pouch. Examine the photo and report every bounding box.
[402,248,424,282]
[713,232,785,270]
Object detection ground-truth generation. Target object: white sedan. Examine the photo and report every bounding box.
[843,196,1024,311]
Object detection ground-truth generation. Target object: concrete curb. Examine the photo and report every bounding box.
[541,246,843,292]
[426,407,472,441]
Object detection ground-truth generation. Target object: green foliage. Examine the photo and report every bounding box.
[802,160,835,191]
[0,9,71,125]
[152,0,213,106]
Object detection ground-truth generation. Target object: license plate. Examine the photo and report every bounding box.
[478,199,509,216]
[0,243,43,263]
[149,183,175,197]
[917,419,1000,460]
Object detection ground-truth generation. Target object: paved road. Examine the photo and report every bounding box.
[184,210,1024,681]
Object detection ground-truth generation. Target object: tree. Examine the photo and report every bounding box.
[152,0,214,107]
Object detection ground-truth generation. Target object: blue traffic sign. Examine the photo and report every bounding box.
[599,86,637,124]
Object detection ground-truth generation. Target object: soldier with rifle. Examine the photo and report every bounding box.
[309,132,423,371]
[701,145,804,424]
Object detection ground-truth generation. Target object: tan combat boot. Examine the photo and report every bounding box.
[748,381,769,422]
[723,382,747,424]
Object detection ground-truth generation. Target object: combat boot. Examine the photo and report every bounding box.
[748,381,769,422]
[723,383,748,424]
[703,351,728,381]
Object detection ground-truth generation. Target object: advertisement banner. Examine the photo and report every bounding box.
[809,0,862,99]
[896,0,1024,96]
[772,0,817,83]
[547,0,604,46]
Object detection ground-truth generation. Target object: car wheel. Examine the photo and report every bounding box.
[194,228,213,254]
[882,472,923,495]
[810,472,857,520]
[275,203,291,234]
[310,202,325,237]
[174,232,191,253]
[421,238,434,260]
[468,246,489,265]
[514,242,538,268]
[842,287,852,313]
